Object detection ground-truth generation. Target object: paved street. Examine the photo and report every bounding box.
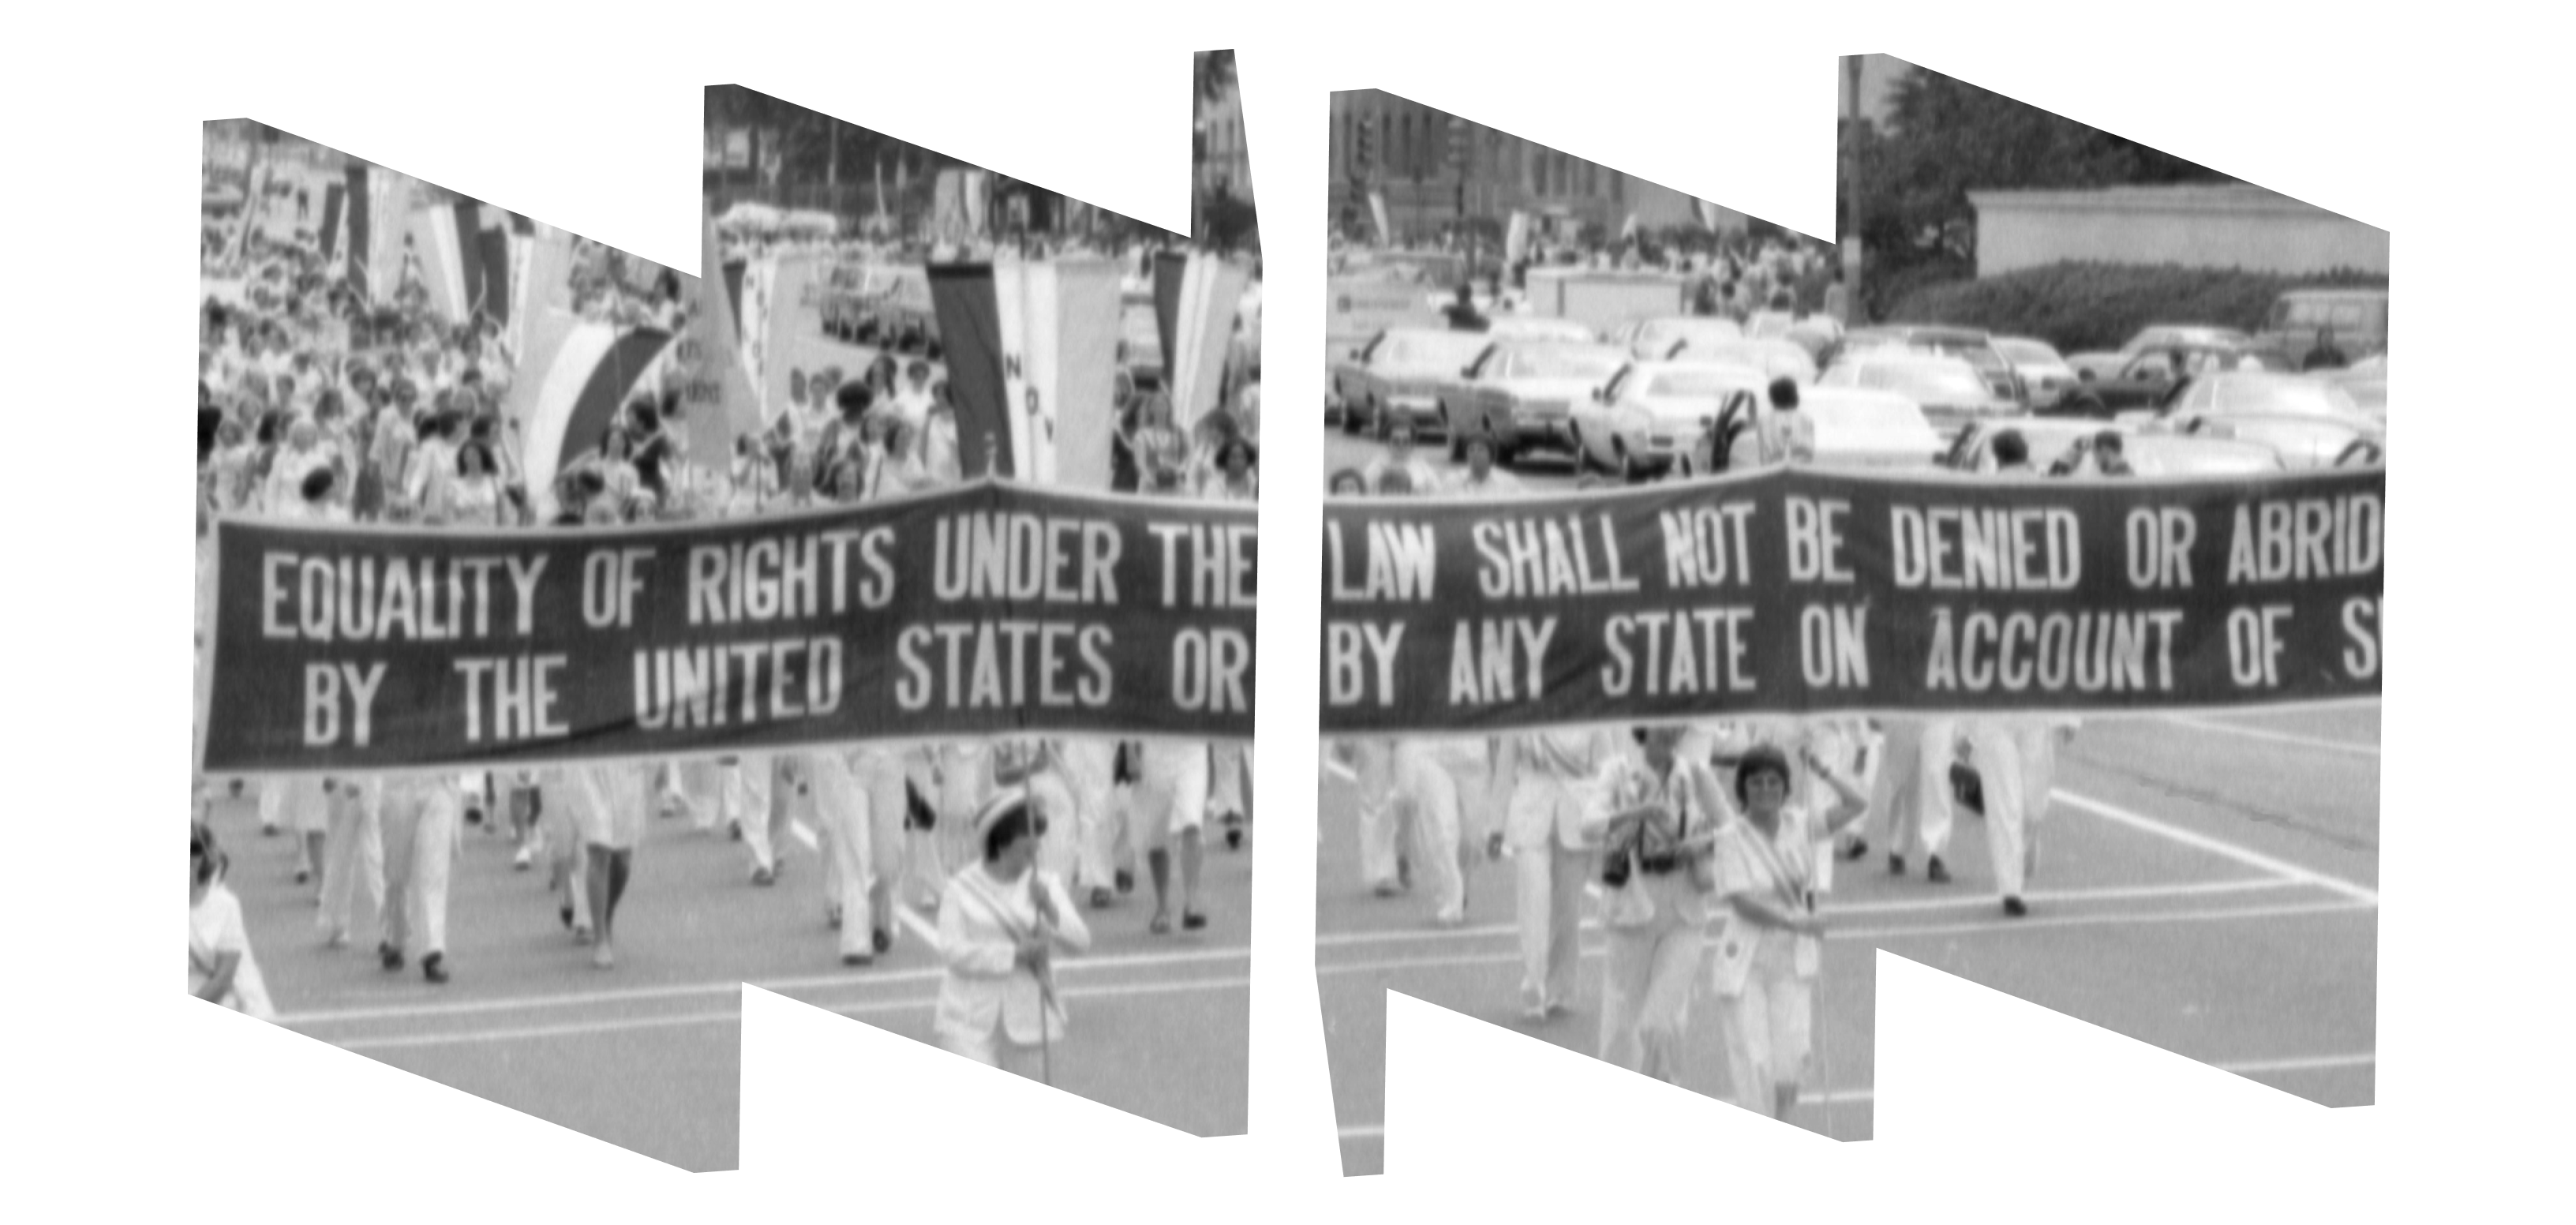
[1316,706,2379,1176]
[1325,425,1590,493]
[201,784,1253,1171]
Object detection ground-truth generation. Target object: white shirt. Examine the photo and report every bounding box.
[189,882,275,1020]
[933,864,1091,1047]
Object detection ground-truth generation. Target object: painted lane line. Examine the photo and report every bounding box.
[2162,715,2380,758]
[2053,789,2379,905]
[1334,1054,2376,1138]
[332,975,1252,1052]
[1313,877,2310,951]
[280,944,1251,1028]
[1317,900,2374,978]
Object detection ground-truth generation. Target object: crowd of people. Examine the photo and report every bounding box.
[1325,406,2084,1117]
[196,177,1260,1080]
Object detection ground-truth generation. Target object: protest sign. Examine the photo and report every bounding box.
[201,481,1256,774]
[1321,466,2382,735]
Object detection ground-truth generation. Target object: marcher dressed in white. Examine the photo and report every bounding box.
[1709,744,1866,1118]
[934,792,1092,1078]
[1593,726,1722,1083]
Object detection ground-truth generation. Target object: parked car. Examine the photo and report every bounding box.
[1605,315,1743,362]
[1482,315,1600,343]
[1694,385,1944,475]
[1571,360,1767,481]
[2311,360,2386,420]
[1994,336,2080,410]
[2061,344,2294,415]
[1666,335,1818,384]
[2143,372,2384,469]
[2065,324,2256,380]
[1836,324,2026,403]
[1943,417,2285,476]
[2257,287,2387,369]
[1816,351,2019,437]
[1328,327,1495,440]
[1438,339,1629,464]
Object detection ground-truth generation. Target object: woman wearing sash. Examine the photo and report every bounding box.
[934,791,1092,1077]
[1708,743,1867,1119]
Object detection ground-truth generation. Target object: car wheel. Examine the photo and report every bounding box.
[1445,411,1464,461]
[1616,443,1641,485]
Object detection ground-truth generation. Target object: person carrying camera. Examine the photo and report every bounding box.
[1590,726,1724,1083]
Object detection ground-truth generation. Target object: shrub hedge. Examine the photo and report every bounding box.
[1881,261,2389,353]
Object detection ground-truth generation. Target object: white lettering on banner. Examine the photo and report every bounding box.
[2226,494,2382,584]
[637,638,841,726]
[304,663,339,745]
[1601,606,1755,697]
[2226,605,2293,687]
[934,515,1121,605]
[1657,503,1758,590]
[1473,514,1638,598]
[1784,496,1855,583]
[2125,507,2197,590]
[889,621,1114,712]
[1150,523,1257,609]
[1445,616,1557,705]
[1889,506,2082,591]
[1799,605,1869,688]
[1924,608,2185,694]
[1330,521,1436,603]
[453,654,574,744]
[504,554,547,636]
[2342,597,2379,680]
[1171,627,1251,713]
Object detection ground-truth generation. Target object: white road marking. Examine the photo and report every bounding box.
[279,945,1251,1028]
[1317,900,2374,978]
[1313,877,2308,950]
[2053,789,2379,905]
[332,974,1252,1052]
[2162,715,2380,758]
[1335,1054,2375,1139]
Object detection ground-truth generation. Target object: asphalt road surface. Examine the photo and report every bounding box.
[1316,705,2379,1176]
[1326,427,1593,494]
[202,776,1253,1171]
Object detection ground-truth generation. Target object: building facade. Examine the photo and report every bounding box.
[1325,90,1742,243]
[1968,184,2389,277]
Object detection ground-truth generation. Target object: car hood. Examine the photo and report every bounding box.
[1486,376,1612,399]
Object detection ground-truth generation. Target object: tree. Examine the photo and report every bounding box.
[1851,66,2227,317]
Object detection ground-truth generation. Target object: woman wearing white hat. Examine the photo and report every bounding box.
[934,790,1092,1077]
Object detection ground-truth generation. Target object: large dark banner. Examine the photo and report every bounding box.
[1321,467,2383,735]
[203,481,1256,774]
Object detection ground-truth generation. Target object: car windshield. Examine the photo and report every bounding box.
[1882,364,1992,400]
[1389,335,1489,368]
[1648,372,1745,397]
[2214,379,2364,417]
[1518,350,1622,380]
[1995,339,2063,365]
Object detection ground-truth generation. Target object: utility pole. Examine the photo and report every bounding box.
[1841,54,1866,324]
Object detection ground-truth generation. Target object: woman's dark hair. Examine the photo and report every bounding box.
[300,466,336,502]
[1734,744,1794,805]
[1216,437,1256,470]
[456,440,496,477]
[629,400,661,435]
[1327,466,1366,494]
[192,822,219,885]
[198,408,224,465]
[982,803,1035,863]
[255,410,284,447]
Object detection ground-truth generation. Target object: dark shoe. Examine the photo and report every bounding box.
[1372,882,1402,898]
[1396,855,1413,890]
[1226,826,1243,851]
[421,952,449,984]
[1840,838,1869,862]
[379,942,404,971]
[872,927,893,954]
[261,824,280,837]
[558,902,575,930]
[293,868,311,885]
[1089,886,1115,909]
[826,905,843,931]
[2002,895,2027,918]
[1181,911,1208,931]
[464,807,484,827]
[1887,853,1906,876]
[751,866,776,886]
[728,820,743,842]
[1114,869,1135,895]
[1926,856,1952,884]
[841,952,874,967]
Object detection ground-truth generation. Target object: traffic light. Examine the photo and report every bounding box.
[1353,111,1377,182]
[1447,116,1469,174]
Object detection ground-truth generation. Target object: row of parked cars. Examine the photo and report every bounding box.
[1326,309,2386,480]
